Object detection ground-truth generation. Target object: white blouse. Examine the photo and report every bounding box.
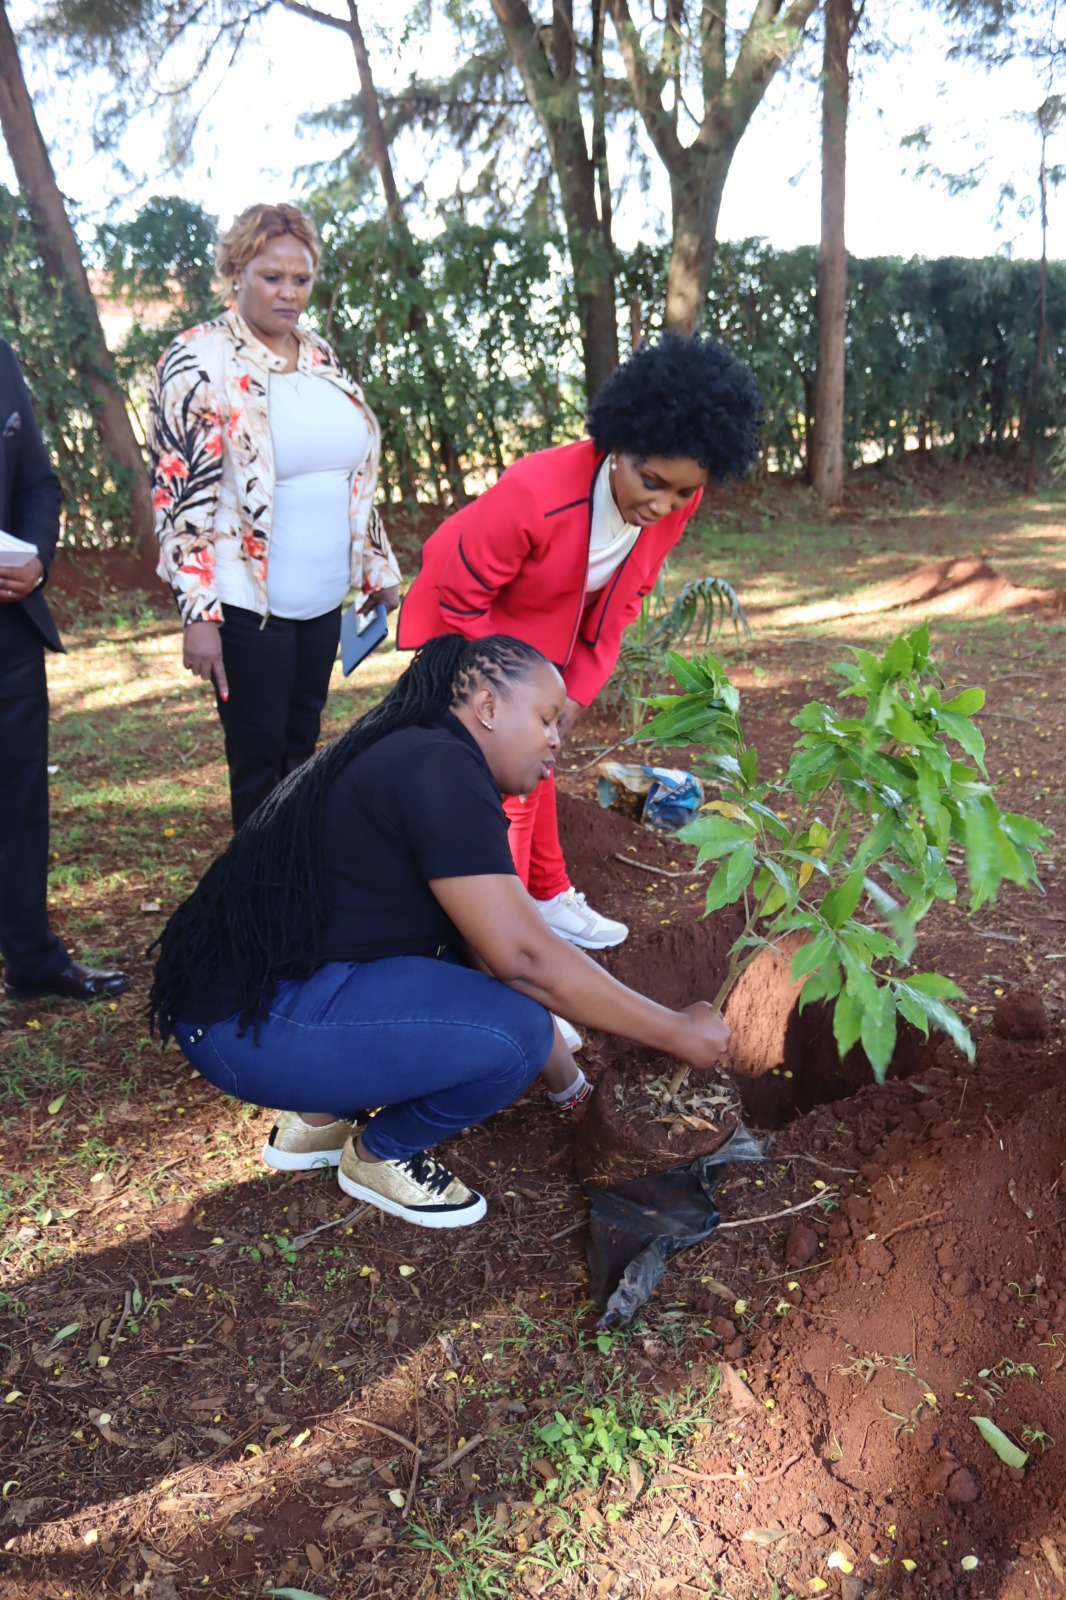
[587,458,640,594]
[214,367,370,621]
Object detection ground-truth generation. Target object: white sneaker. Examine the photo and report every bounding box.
[536,888,629,950]
[553,1014,583,1053]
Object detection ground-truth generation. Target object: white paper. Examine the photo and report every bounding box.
[0,531,38,567]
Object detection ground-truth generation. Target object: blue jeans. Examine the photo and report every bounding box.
[172,956,554,1163]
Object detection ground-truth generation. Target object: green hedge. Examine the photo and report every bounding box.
[5,181,1063,542]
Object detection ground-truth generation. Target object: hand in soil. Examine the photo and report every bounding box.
[674,1001,730,1068]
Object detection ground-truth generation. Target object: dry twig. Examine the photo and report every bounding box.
[716,1193,826,1231]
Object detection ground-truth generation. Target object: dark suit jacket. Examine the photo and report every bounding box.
[0,339,63,653]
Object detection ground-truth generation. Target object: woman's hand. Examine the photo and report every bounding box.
[0,557,43,602]
[367,584,400,615]
[557,697,584,744]
[183,620,229,701]
[672,1002,730,1069]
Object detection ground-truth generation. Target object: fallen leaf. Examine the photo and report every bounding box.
[398,1265,416,1278]
[387,1489,406,1508]
[305,1543,325,1573]
[47,1094,66,1116]
[138,1546,181,1575]
[742,1528,788,1546]
[971,1415,1029,1470]
[290,1430,311,1449]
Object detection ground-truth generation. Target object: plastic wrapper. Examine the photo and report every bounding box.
[597,762,704,832]
[586,1124,769,1329]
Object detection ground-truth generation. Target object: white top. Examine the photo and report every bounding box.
[215,368,370,621]
[587,458,640,594]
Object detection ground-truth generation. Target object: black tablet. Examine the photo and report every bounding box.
[340,600,388,676]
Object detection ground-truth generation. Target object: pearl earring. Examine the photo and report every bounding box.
[479,717,493,731]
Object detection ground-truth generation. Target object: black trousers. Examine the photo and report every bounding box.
[215,604,342,830]
[0,607,68,986]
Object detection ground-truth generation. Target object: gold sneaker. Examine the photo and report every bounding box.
[337,1137,487,1229]
[261,1111,363,1172]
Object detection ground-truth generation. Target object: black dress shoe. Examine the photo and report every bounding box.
[3,962,132,1002]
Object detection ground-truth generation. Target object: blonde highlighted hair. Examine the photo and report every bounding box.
[216,203,321,286]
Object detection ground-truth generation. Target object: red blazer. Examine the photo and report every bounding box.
[397,439,703,705]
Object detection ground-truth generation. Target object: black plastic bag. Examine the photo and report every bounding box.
[586,1124,768,1330]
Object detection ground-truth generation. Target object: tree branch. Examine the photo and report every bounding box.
[606,0,682,169]
[715,0,820,144]
[278,0,353,35]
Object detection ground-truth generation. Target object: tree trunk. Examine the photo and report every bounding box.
[608,0,819,335]
[1025,118,1050,496]
[491,0,618,399]
[810,0,852,507]
[663,160,728,335]
[342,0,469,505]
[0,0,155,565]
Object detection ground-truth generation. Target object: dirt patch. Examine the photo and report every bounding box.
[833,554,1066,621]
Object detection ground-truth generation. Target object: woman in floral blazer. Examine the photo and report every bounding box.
[149,202,401,828]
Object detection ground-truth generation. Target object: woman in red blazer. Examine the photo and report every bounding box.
[399,334,760,968]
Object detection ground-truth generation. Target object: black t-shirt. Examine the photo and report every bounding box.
[314,712,516,962]
[175,715,515,1026]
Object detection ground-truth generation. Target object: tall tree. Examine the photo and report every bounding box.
[36,0,473,499]
[607,0,820,333]
[490,0,619,396]
[0,0,156,563]
[810,0,856,506]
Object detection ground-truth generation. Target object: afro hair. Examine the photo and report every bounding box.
[587,333,762,482]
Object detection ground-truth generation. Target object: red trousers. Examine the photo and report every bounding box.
[502,775,571,900]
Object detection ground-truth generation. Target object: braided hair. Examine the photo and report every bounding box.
[148,633,551,1043]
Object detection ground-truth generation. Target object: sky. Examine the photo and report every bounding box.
[4,0,1064,264]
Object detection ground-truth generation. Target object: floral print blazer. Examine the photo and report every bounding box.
[148,309,401,625]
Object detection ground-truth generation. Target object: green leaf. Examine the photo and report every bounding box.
[49,1322,81,1349]
[681,816,753,862]
[939,708,986,771]
[942,687,985,715]
[790,935,834,981]
[47,1093,67,1116]
[881,634,915,679]
[821,868,866,930]
[747,800,792,842]
[704,850,751,913]
[1000,811,1051,851]
[905,973,965,1000]
[833,989,864,1057]
[860,985,897,1083]
[725,844,756,899]
[665,654,712,693]
[971,1417,1028,1470]
[896,991,931,1037]
[267,1590,332,1600]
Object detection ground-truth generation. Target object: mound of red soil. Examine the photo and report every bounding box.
[848,554,1066,619]
[559,788,1066,1594]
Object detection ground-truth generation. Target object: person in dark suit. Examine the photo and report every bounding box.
[0,339,129,1002]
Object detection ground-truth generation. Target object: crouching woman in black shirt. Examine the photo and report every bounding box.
[150,634,729,1230]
